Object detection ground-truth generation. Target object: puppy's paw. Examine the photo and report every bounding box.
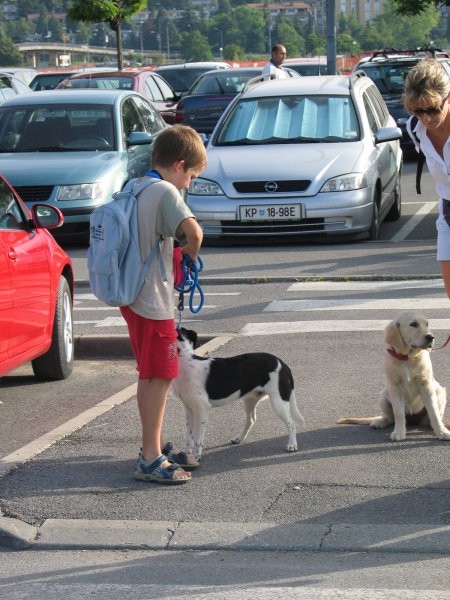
[436,429,450,440]
[390,430,406,442]
[285,444,298,452]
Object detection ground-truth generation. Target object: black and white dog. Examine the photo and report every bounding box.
[171,328,305,464]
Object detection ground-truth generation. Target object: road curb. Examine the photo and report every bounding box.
[75,274,443,289]
[2,519,449,553]
[75,334,133,358]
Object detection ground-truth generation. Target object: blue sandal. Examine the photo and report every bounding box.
[134,453,191,484]
[162,442,199,471]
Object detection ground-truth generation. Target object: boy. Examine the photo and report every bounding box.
[120,125,206,484]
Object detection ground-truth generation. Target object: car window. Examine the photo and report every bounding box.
[153,74,176,100]
[132,95,166,135]
[216,95,359,144]
[0,105,115,151]
[121,97,145,139]
[366,84,389,126]
[0,179,26,230]
[360,63,416,94]
[145,75,164,101]
[363,93,379,133]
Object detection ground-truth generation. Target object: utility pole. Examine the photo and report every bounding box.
[326,0,336,75]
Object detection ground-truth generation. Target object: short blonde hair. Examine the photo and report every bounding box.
[151,125,207,172]
[403,58,450,113]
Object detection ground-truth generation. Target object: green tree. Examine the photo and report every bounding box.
[275,19,305,57]
[392,0,450,15]
[305,33,326,56]
[359,1,440,50]
[0,34,24,66]
[180,30,212,61]
[223,43,244,61]
[68,0,146,69]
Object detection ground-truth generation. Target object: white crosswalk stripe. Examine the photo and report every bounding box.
[265,298,449,312]
[242,319,450,335]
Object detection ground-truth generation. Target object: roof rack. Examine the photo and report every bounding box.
[242,72,276,92]
[366,44,449,61]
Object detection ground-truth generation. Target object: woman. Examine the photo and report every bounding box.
[404,58,450,299]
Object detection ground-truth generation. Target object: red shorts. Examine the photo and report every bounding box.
[120,307,178,380]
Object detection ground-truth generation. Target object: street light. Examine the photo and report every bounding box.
[214,28,223,59]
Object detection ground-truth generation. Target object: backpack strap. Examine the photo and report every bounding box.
[408,115,424,195]
[129,177,168,282]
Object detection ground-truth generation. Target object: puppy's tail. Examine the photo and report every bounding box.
[337,417,377,424]
[289,392,305,426]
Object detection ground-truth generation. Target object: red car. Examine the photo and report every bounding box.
[0,174,74,380]
[56,70,179,124]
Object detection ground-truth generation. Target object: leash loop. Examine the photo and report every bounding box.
[174,254,204,316]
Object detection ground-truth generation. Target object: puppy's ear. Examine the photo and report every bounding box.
[384,320,409,353]
[188,329,198,349]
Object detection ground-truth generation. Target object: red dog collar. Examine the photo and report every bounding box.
[387,347,409,361]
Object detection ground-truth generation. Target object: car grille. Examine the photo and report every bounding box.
[233,180,311,193]
[14,185,53,202]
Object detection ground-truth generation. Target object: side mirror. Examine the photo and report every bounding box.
[127,131,153,146]
[31,204,64,229]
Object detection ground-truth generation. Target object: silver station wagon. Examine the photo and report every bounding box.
[186,73,402,241]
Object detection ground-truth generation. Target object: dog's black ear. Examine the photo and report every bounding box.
[186,329,198,349]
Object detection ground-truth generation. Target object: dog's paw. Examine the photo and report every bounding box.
[436,430,450,440]
[285,444,298,452]
[390,430,406,442]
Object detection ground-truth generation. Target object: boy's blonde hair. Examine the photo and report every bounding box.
[403,58,450,113]
[151,125,207,171]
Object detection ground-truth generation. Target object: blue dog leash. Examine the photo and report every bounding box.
[175,254,204,323]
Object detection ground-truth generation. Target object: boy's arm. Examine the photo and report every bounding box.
[177,217,203,261]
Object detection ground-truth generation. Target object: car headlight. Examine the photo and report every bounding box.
[320,173,367,193]
[188,178,224,195]
[57,183,105,201]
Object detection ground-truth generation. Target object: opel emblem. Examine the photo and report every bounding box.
[264,181,278,192]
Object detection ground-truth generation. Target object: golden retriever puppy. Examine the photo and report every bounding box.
[338,311,450,441]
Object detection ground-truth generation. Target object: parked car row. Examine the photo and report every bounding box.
[0,61,407,379]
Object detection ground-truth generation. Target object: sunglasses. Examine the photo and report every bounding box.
[410,98,447,116]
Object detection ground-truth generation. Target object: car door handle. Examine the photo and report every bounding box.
[7,249,17,261]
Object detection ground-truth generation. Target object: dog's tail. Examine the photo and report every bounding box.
[337,417,377,424]
[289,392,305,426]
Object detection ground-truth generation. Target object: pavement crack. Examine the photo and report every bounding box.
[318,523,333,550]
[261,484,289,522]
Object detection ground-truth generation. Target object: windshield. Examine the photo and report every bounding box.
[0,105,115,152]
[215,95,360,145]
[61,76,133,90]
[360,62,418,95]
[192,71,260,95]
[157,68,212,93]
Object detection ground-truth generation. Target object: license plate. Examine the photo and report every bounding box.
[239,204,303,221]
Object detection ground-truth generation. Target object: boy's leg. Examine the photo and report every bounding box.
[137,377,190,482]
[440,260,450,300]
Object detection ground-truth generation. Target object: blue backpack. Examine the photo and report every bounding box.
[87,177,166,307]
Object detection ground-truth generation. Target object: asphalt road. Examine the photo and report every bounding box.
[1,158,449,597]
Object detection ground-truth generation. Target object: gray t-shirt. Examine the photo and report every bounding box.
[130,178,194,319]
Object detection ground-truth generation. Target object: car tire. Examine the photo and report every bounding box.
[368,198,380,241]
[385,172,402,222]
[32,276,74,380]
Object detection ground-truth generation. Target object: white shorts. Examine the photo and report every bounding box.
[436,215,450,261]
